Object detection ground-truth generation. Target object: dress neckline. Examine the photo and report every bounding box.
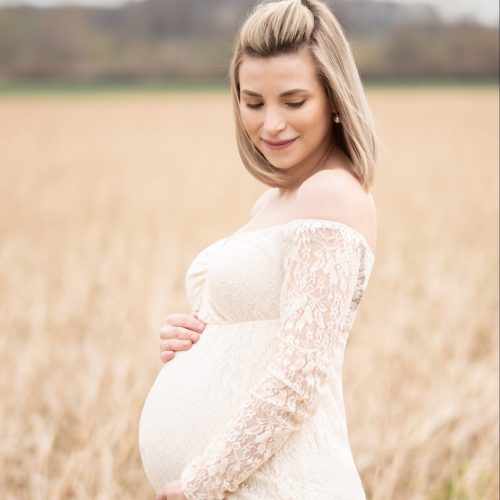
[223,218,375,260]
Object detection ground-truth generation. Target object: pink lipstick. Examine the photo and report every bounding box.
[263,137,298,150]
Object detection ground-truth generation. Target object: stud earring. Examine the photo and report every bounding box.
[333,112,341,123]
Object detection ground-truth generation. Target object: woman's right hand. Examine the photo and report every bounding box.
[159,310,206,363]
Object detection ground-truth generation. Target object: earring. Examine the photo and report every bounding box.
[333,112,341,123]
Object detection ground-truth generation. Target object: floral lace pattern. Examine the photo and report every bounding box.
[179,221,374,499]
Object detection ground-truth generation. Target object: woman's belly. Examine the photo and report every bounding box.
[138,318,280,493]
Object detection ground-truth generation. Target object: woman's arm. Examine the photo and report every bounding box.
[179,221,366,499]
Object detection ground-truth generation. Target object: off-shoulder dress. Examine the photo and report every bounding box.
[139,218,375,499]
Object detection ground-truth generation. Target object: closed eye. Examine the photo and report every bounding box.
[245,103,263,110]
[245,100,306,110]
[286,100,306,108]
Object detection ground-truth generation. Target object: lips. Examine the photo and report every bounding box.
[262,137,297,151]
[263,138,297,146]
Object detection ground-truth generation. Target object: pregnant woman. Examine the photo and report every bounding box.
[139,0,378,498]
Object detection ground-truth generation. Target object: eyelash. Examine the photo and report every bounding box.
[245,100,306,110]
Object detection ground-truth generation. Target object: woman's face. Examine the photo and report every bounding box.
[238,46,333,175]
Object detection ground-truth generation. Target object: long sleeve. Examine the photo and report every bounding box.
[179,222,364,499]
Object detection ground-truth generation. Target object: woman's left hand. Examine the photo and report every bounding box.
[156,479,187,500]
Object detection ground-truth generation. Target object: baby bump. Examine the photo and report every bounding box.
[138,318,279,493]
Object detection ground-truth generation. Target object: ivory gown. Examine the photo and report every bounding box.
[138,218,375,499]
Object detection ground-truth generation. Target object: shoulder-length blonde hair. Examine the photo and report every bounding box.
[229,0,377,191]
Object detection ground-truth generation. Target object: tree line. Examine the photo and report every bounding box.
[0,0,497,83]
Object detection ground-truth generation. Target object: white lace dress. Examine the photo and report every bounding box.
[138,218,375,499]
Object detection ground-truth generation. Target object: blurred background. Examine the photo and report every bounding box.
[0,0,498,85]
[0,0,498,499]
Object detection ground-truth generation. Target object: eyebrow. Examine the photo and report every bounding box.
[241,88,309,97]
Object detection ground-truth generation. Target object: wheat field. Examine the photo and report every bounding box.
[0,86,498,499]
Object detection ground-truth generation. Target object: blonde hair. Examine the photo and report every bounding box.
[228,0,377,191]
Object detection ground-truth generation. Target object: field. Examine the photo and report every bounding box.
[0,85,498,499]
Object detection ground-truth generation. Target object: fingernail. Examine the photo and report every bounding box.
[191,334,199,342]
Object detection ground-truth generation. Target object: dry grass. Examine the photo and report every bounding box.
[0,86,498,499]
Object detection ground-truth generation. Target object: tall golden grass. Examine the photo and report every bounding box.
[0,86,498,499]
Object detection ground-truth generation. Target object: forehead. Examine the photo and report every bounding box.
[238,48,320,92]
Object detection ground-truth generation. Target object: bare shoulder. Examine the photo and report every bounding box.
[296,169,377,253]
[250,187,278,218]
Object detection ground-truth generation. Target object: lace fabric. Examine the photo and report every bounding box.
[179,222,372,499]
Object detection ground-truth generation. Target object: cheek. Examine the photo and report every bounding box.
[300,106,330,139]
[239,109,258,135]
[288,107,316,135]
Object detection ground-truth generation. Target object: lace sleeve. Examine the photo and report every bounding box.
[179,222,364,499]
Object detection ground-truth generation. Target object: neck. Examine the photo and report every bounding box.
[277,140,350,198]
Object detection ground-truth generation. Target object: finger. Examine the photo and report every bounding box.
[160,326,202,341]
[160,350,175,362]
[165,312,190,327]
[183,314,206,333]
[166,313,205,332]
[160,338,193,352]
[192,313,205,327]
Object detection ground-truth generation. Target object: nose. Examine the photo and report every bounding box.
[262,107,286,136]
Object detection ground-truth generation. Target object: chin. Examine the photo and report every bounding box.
[269,155,302,171]
[266,159,293,170]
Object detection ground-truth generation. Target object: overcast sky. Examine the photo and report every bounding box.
[0,0,497,26]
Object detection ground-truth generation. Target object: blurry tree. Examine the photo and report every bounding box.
[0,0,497,83]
